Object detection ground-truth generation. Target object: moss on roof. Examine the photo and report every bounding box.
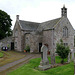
[37,18,61,30]
[19,18,61,31]
[19,20,40,30]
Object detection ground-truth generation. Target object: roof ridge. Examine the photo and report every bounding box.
[54,17,62,28]
[37,17,61,30]
[19,20,40,30]
[41,17,61,23]
[19,20,40,24]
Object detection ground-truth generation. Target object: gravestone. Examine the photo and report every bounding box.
[68,52,70,63]
[74,49,75,75]
[74,59,75,75]
[50,50,55,65]
[71,49,74,61]
[39,44,51,70]
[0,42,2,50]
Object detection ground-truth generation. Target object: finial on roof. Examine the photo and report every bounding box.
[16,15,19,20]
[61,4,67,17]
[63,4,65,8]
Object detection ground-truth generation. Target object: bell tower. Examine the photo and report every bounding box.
[61,5,67,17]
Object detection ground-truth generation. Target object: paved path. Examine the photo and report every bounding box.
[0,53,41,73]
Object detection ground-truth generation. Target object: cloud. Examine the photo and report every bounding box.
[19,1,62,21]
[0,0,75,29]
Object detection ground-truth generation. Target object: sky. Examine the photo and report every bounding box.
[0,0,75,30]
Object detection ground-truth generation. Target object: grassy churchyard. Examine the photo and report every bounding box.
[0,52,4,58]
[7,56,74,75]
[0,51,25,66]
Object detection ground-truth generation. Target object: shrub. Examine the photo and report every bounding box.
[56,39,70,64]
[25,45,30,52]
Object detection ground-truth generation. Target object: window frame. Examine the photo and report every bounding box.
[63,26,68,38]
[64,43,68,47]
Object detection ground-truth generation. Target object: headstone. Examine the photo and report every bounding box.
[74,59,75,75]
[68,52,70,63]
[39,44,51,70]
[71,50,74,61]
[50,50,55,65]
[0,42,2,50]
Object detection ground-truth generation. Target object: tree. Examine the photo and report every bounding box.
[56,39,70,64]
[0,10,12,40]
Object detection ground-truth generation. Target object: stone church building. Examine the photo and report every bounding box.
[12,6,75,53]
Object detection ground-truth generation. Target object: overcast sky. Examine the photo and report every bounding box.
[0,0,75,29]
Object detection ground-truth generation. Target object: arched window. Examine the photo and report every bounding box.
[63,26,68,37]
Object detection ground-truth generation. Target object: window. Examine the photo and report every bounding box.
[64,43,68,47]
[63,26,68,37]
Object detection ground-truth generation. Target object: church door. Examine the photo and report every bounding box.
[11,42,14,50]
[39,43,42,52]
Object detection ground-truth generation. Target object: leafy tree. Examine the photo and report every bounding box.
[56,39,70,64]
[0,10,12,40]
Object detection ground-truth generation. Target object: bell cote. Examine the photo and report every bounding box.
[61,5,67,17]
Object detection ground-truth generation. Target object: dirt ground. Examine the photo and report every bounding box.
[0,51,26,66]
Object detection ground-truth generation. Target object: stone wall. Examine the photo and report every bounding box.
[54,17,74,50]
[0,36,12,50]
[25,33,30,47]
[13,20,23,52]
[21,30,35,52]
[42,30,53,51]
[29,32,42,53]
[12,16,74,53]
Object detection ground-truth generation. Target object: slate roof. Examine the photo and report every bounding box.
[19,18,61,31]
[37,18,61,30]
[19,20,40,30]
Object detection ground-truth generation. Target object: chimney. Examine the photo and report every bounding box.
[16,15,19,20]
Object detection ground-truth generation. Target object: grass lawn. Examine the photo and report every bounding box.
[7,56,74,75]
[0,51,25,66]
[0,52,4,58]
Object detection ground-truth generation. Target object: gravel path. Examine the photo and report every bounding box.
[0,53,41,75]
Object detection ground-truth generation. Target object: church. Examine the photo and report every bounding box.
[12,5,75,53]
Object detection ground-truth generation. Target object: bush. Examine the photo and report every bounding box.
[25,45,30,52]
[56,39,70,64]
